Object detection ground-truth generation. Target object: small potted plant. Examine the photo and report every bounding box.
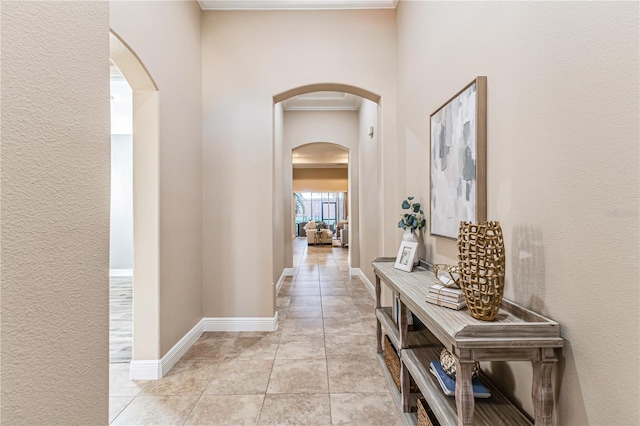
[398,196,426,242]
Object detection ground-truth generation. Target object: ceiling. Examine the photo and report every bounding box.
[282,91,362,111]
[198,0,397,10]
[292,143,349,168]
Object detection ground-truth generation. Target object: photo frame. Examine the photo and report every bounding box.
[430,76,487,239]
[394,241,418,272]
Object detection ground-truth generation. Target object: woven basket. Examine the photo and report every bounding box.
[417,397,440,426]
[457,221,506,321]
[382,335,418,393]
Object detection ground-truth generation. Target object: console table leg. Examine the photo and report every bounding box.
[455,358,476,426]
[400,360,411,413]
[532,360,555,426]
[375,276,382,354]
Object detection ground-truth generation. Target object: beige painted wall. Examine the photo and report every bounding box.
[293,168,348,192]
[358,99,382,287]
[273,103,285,287]
[110,0,203,356]
[1,1,110,423]
[202,10,396,317]
[396,1,639,424]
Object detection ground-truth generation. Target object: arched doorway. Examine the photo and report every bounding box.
[109,31,161,379]
[273,83,382,299]
[292,142,350,261]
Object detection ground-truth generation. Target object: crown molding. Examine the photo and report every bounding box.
[198,0,398,11]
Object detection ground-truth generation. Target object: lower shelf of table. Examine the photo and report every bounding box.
[376,308,533,425]
[402,347,533,426]
[375,353,417,426]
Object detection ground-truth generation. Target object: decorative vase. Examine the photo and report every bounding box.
[402,228,418,243]
[440,348,480,380]
[457,221,506,321]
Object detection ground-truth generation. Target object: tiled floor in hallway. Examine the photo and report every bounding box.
[110,237,402,425]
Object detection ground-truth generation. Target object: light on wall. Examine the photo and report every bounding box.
[368,126,374,139]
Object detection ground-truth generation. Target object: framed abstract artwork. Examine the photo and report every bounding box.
[430,76,487,239]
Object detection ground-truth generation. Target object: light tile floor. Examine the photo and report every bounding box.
[110,276,133,363]
[109,238,402,425]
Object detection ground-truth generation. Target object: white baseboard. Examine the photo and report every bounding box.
[351,267,375,299]
[110,268,133,277]
[129,360,162,381]
[129,312,279,380]
[276,268,295,295]
[130,319,204,380]
[203,312,279,332]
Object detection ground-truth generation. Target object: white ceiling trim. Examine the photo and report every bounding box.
[284,105,360,111]
[198,0,398,10]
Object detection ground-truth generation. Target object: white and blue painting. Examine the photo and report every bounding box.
[430,82,477,239]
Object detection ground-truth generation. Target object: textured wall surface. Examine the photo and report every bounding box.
[396,1,639,423]
[1,1,110,424]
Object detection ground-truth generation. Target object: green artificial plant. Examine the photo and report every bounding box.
[398,196,426,233]
[294,193,306,218]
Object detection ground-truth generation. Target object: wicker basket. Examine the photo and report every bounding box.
[417,397,440,426]
[382,335,418,393]
[457,221,506,321]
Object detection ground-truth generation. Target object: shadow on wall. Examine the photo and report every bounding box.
[511,225,546,315]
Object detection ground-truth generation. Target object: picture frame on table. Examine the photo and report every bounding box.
[394,241,418,272]
[430,76,487,239]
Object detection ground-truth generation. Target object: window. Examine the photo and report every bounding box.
[294,192,347,231]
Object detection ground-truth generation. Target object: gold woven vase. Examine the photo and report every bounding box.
[457,221,506,321]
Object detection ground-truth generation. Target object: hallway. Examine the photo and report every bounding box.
[109,238,401,425]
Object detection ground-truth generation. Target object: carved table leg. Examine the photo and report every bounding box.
[532,360,555,425]
[455,357,476,426]
[399,300,411,412]
[400,360,411,413]
[375,275,382,354]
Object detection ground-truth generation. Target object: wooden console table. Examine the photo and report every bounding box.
[372,258,563,426]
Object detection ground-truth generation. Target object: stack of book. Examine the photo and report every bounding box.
[430,360,491,398]
[426,284,467,310]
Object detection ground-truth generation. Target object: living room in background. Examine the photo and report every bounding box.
[294,192,347,235]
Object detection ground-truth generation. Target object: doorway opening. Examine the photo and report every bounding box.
[109,64,133,364]
[109,31,161,380]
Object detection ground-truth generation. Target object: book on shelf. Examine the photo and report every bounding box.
[393,293,414,326]
[427,290,464,303]
[426,295,467,310]
[429,284,463,297]
[429,360,491,398]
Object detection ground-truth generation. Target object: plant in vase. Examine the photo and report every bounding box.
[397,196,426,243]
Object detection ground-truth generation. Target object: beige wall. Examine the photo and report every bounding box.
[293,168,348,192]
[359,99,382,286]
[396,1,639,424]
[202,10,396,317]
[273,103,285,286]
[1,1,110,423]
[110,0,203,356]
